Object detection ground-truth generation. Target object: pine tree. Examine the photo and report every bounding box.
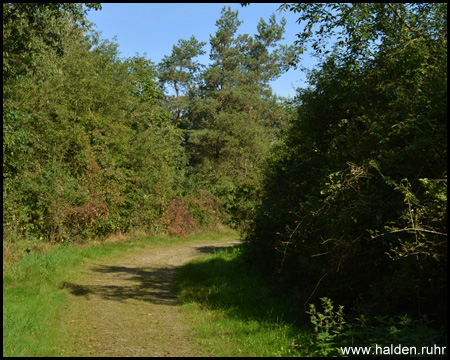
[184,6,294,225]
[158,35,206,125]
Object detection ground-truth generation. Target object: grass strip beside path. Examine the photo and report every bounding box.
[3,230,239,357]
[175,245,312,357]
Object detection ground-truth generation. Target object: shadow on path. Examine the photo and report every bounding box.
[61,264,179,305]
[193,243,241,254]
[60,242,242,306]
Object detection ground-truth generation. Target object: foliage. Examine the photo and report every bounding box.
[3,3,101,82]
[158,35,206,125]
[278,3,447,62]
[181,7,294,227]
[246,3,447,326]
[340,313,447,353]
[160,198,199,238]
[161,190,227,238]
[6,4,296,249]
[306,297,345,356]
[3,19,186,243]
[3,3,447,353]
[305,298,447,356]
[4,4,297,248]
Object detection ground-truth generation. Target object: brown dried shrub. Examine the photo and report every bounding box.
[185,190,226,229]
[160,198,200,238]
[61,201,109,240]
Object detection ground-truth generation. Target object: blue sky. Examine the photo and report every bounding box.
[86,3,320,98]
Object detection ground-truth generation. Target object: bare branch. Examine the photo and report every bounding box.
[304,271,329,306]
[373,227,447,239]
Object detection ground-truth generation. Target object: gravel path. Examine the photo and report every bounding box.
[59,237,242,357]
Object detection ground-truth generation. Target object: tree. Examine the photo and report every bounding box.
[158,36,206,125]
[244,14,297,95]
[183,7,294,226]
[3,23,186,242]
[246,3,447,324]
[277,3,447,64]
[206,6,244,91]
[3,3,101,83]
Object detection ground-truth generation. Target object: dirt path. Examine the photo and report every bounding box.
[58,236,242,357]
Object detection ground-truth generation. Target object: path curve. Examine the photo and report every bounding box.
[59,237,242,357]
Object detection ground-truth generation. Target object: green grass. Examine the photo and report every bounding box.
[174,245,314,357]
[175,243,448,357]
[174,244,448,357]
[3,230,236,357]
[6,229,444,357]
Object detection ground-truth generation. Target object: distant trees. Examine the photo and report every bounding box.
[3,0,446,331]
[175,7,295,226]
[158,36,206,125]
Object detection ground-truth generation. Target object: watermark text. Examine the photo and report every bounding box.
[340,344,446,356]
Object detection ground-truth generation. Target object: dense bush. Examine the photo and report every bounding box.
[4,4,446,332]
[245,3,447,326]
[3,21,186,243]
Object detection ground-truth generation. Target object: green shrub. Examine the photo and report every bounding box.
[306,298,447,356]
[245,3,447,326]
[3,27,187,244]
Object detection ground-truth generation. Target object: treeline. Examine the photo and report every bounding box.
[3,2,447,330]
[245,3,447,327]
[3,4,292,243]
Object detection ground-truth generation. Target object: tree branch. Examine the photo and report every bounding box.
[373,227,447,239]
[388,3,420,35]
